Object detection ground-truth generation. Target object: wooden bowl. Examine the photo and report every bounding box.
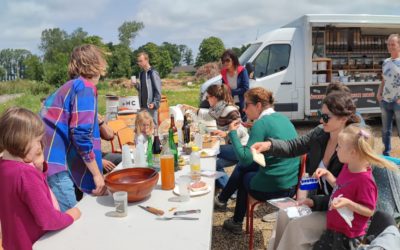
[105,168,159,202]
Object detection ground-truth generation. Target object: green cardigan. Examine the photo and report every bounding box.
[229,113,300,192]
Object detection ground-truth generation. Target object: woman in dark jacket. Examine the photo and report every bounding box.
[220,49,249,120]
[252,91,360,250]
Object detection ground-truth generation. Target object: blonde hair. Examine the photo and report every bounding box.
[0,107,45,159]
[339,124,398,172]
[68,44,107,79]
[134,110,154,135]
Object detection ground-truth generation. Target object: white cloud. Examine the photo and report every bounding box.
[0,0,399,56]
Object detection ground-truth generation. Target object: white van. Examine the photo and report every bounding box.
[201,14,400,120]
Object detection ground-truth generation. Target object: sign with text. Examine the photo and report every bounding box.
[119,96,140,112]
[310,84,380,110]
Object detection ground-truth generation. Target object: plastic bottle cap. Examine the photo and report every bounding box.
[192,146,200,152]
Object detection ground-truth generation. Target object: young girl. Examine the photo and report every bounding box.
[134,110,155,160]
[0,107,80,250]
[313,124,397,250]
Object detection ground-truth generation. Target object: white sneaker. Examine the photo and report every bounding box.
[262,212,278,222]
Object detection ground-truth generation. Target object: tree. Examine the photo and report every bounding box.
[118,21,144,47]
[195,37,225,67]
[0,67,5,80]
[231,44,251,58]
[108,45,132,78]
[0,49,31,80]
[43,53,69,86]
[132,42,173,78]
[39,28,69,63]
[183,47,193,65]
[24,55,43,81]
[161,42,181,67]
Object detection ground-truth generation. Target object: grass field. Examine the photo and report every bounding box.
[0,79,202,114]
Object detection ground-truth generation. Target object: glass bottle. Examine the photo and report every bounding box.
[182,114,191,146]
[160,135,175,190]
[152,127,162,170]
[190,146,201,182]
[168,121,179,172]
[169,114,178,148]
[146,135,153,167]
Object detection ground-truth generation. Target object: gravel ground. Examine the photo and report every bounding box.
[102,118,398,250]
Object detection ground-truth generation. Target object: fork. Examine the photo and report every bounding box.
[156,217,199,221]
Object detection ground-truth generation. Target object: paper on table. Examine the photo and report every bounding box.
[201,170,226,179]
[252,148,266,167]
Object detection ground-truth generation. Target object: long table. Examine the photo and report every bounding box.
[33,157,216,250]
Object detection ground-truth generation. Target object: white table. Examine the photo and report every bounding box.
[34,157,216,250]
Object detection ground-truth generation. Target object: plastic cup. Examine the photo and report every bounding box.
[131,75,136,84]
[160,155,175,190]
[177,176,191,202]
[113,191,128,217]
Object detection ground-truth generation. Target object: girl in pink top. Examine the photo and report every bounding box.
[313,124,398,250]
[0,107,81,250]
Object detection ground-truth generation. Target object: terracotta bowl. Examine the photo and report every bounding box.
[105,168,159,202]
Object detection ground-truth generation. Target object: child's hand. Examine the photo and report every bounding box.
[92,174,106,196]
[66,207,81,221]
[296,198,314,208]
[102,159,116,173]
[330,197,351,210]
[314,168,329,179]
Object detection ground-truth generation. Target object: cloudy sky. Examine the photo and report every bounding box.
[0,0,399,56]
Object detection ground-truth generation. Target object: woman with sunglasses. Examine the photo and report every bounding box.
[251,91,360,250]
[220,49,249,120]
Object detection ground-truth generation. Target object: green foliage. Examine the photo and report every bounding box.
[24,55,43,81]
[43,53,69,86]
[161,42,181,67]
[0,49,31,80]
[30,81,55,95]
[39,28,69,63]
[195,37,225,67]
[132,43,173,78]
[0,67,5,79]
[118,21,144,47]
[108,45,132,78]
[231,44,251,57]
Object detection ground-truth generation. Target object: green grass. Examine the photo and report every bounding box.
[0,79,201,115]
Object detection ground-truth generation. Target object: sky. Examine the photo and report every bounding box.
[0,0,399,57]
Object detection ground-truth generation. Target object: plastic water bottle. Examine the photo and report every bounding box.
[122,144,133,168]
[134,134,147,167]
[190,146,201,181]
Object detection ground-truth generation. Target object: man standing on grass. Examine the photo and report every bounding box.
[133,52,162,126]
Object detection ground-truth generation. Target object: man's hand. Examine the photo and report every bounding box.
[92,174,106,196]
[148,103,155,110]
[251,141,272,153]
[102,159,116,173]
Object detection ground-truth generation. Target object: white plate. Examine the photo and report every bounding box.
[199,148,219,158]
[173,185,211,197]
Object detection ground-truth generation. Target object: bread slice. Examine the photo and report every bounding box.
[252,148,266,167]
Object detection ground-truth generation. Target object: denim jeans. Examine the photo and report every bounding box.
[380,100,400,155]
[216,144,238,189]
[47,171,77,212]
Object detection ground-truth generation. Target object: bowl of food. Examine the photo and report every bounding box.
[105,168,159,202]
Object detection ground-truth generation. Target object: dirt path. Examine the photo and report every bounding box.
[0,93,23,104]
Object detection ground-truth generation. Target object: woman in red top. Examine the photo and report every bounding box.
[220,49,249,120]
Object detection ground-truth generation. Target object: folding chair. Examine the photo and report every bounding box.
[245,154,307,250]
[117,127,135,148]
[107,119,128,153]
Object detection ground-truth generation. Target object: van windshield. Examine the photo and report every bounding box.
[239,43,261,65]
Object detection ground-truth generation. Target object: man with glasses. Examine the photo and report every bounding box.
[133,52,162,126]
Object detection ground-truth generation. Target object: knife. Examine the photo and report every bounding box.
[138,205,165,216]
[173,209,201,216]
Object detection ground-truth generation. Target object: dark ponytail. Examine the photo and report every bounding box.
[206,84,234,104]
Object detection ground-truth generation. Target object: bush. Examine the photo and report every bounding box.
[30,81,55,95]
[195,62,221,81]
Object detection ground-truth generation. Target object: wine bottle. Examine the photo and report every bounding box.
[152,127,161,169]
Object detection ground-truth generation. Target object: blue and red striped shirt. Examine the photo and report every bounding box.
[40,77,102,193]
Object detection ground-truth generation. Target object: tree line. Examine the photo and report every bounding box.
[0,20,249,85]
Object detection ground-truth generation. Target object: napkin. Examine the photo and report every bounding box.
[252,148,266,167]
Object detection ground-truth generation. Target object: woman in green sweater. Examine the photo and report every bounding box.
[215,87,300,234]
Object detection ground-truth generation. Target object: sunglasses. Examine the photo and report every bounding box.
[317,110,332,123]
